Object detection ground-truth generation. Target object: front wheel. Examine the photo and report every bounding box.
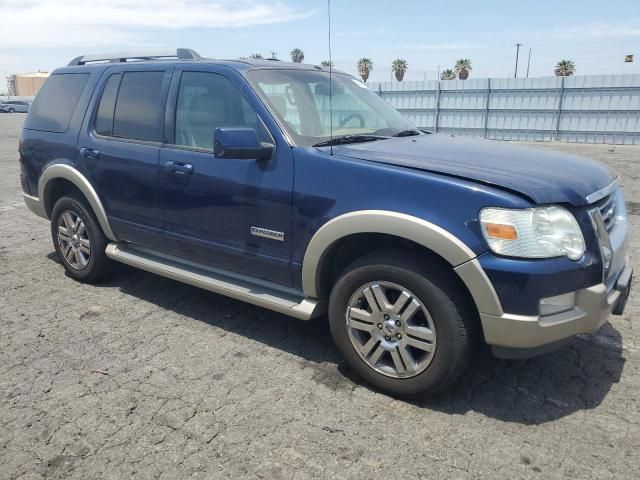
[328,250,476,398]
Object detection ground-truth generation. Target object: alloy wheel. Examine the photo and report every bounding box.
[345,281,437,379]
[57,210,91,270]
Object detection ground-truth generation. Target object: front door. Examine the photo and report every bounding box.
[158,67,294,286]
[78,65,173,251]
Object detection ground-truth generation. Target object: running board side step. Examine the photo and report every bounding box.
[105,243,324,320]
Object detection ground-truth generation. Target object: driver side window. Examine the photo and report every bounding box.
[175,72,267,150]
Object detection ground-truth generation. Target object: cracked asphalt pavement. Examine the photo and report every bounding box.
[1,114,638,479]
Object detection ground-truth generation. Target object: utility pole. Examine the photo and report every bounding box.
[514,43,522,78]
[526,48,532,78]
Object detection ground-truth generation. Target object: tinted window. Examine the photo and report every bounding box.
[24,73,89,132]
[113,71,165,142]
[95,74,121,136]
[175,72,263,150]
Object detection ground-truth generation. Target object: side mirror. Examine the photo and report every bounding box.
[213,128,274,161]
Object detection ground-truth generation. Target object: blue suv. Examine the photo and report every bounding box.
[20,49,632,397]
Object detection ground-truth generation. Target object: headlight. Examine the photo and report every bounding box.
[480,206,585,260]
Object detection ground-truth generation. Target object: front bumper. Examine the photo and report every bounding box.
[482,265,633,359]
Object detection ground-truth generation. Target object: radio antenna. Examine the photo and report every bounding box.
[327,0,334,156]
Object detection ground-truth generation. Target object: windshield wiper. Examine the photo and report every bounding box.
[312,135,389,148]
[392,129,422,137]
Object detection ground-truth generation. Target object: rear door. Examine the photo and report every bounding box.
[157,65,295,286]
[78,64,173,251]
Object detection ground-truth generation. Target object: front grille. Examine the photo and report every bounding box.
[594,193,618,232]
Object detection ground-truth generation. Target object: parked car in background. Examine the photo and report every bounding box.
[19,49,632,397]
[1,100,30,113]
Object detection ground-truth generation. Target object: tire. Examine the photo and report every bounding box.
[50,195,114,283]
[328,250,476,398]
[8,108,14,113]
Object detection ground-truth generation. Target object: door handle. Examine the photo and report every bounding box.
[165,161,193,176]
[80,148,100,160]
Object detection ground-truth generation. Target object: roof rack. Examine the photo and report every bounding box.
[67,48,201,66]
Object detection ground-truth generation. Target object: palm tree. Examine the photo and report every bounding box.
[440,69,456,80]
[320,60,334,68]
[554,59,576,76]
[454,59,472,80]
[391,59,408,81]
[290,48,304,63]
[357,58,374,82]
[249,53,263,60]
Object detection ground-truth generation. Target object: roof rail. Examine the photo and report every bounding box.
[67,48,201,66]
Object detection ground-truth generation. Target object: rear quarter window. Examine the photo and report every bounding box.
[24,73,90,133]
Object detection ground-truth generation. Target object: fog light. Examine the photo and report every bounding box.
[539,292,576,316]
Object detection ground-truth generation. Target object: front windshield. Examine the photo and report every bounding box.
[247,69,417,147]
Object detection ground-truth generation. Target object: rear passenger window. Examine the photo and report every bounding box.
[95,74,120,136]
[112,71,165,142]
[24,73,89,133]
[175,72,264,150]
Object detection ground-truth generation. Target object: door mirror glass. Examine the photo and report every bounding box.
[214,127,273,160]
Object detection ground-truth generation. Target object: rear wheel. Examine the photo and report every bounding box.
[50,196,114,283]
[8,108,15,113]
[328,250,476,398]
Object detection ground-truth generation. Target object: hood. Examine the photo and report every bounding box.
[331,134,616,206]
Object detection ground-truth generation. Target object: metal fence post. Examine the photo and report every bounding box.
[555,77,565,141]
[483,78,491,138]
[434,81,441,132]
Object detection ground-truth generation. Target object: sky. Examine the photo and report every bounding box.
[1,0,639,82]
